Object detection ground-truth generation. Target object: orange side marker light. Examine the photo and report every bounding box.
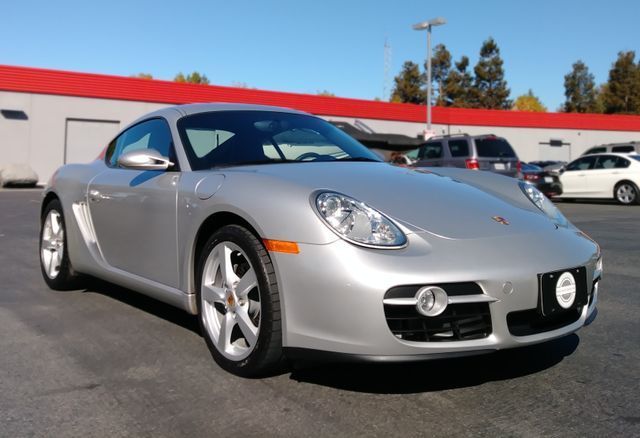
[263,239,300,254]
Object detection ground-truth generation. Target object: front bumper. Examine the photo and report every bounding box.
[272,227,600,359]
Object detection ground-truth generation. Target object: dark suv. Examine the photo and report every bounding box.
[411,134,521,178]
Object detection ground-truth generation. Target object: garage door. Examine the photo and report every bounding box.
[65,119,120,164]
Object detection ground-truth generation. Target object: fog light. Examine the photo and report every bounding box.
[415,286,448,317]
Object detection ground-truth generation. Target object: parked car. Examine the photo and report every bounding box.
[581,142,639,156]
[556,153,640,205]
[40,104,601,377]
[529,160,567,169]
[412,134,521,178]
[521,163,563,197]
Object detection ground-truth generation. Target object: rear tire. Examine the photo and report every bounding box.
[614,181,639,205]
[196,224,285,377]
[39,199,82,290]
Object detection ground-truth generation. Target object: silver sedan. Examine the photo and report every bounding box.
[40,104,601,376]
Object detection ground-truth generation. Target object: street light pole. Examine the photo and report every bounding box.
[413,17,446,139]
[426,25,432,131]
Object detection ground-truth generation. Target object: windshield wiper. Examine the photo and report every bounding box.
[336,157,382,162]
[217,159,298,168]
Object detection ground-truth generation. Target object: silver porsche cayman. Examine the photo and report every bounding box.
[40,104,601,376]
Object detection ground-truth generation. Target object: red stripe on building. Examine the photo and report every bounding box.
[2,64,640,132]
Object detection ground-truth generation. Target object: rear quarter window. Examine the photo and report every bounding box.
[474,138,516,158]
[448,139,469,157]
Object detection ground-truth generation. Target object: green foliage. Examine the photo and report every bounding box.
[390,61,426,104]
[131,73,153,80]
[442,56,474,107]
[601,51,640,114]
[174,71,210,85]
[471,37,511,109]
[513,89,547,112]
[426,44,451,106]
[563,60,598,113]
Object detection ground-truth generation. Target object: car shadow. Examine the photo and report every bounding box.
[81,278,201,335]
[289,334,579,394]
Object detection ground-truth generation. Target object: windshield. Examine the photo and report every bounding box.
[475,137,516,158]
[177,110,382,170]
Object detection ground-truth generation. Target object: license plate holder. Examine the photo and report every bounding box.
[493,162,506,170]
[539,267,588,317]
[544,176,553,183]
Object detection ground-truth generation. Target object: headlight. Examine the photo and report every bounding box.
[315,192,407,248]
[519,182,568,227]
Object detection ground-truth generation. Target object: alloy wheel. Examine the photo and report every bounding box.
[200,241,261,361]
[41,210,65,279]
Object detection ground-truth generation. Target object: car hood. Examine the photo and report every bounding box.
[225,162,558,240]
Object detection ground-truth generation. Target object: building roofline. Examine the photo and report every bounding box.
[2,64,640,132]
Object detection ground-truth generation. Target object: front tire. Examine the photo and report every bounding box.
[196,225,284,377]
[39,199,82,290]
[614,181,639,205]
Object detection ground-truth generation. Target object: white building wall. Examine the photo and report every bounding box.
[2,90,639,183]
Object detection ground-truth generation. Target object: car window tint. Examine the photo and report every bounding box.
[585,147,606,155]
[475,138,516,158]
[566,156,596,171]
[420,142,443,159]
[106,118,175,168]
[611,145,635,153]
[266,128,346,160]
[614,157,631,168]
[177,111,381,170]
[595,155,618,169]
[186,129,235,158]
[448,139,469,157]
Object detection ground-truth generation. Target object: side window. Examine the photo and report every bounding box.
[611,145,634,153]
[594,155,618,169]
[566,156,596,171]
[585,147,606,155]
[106,119,176,168]
[614,157,631,168]
[420,142,443,159]
[448,139,469,157]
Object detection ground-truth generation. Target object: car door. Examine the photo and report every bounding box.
[591,155,632,197]
[87,118,180,288]
[416,141,444,167]
[560,156,596,196]
[446,139,470,168]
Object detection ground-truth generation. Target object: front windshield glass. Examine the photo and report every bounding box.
[177,110,382,170]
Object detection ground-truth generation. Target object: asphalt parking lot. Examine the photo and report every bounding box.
[0,189,638,438]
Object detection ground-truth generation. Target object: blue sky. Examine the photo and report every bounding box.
[2,0,639,111]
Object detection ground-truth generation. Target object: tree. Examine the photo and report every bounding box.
[426,44,451,106]
[174,71,210,85]
[131,73,153,80]
[513,89,547,112]
[601,51,640,114]
[390,61,426,104]
[471,37,511,109]
[563,60,598,113]
[442,56,474,107]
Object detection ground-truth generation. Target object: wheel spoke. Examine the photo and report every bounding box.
[48,250,59,278]
[235,267,257,298]
[217,312,234,352]
[202,283,226,304]
[50,213,61,236]
[235,306,258,346]
[220,244,239,286]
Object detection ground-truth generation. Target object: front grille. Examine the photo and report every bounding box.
[507,307,582,337]
[383,282,492,342]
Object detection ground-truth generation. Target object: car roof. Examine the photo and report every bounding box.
[127,103,309,128]
[576,152,638,159]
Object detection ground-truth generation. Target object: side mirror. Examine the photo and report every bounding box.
[117,149,173,171]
